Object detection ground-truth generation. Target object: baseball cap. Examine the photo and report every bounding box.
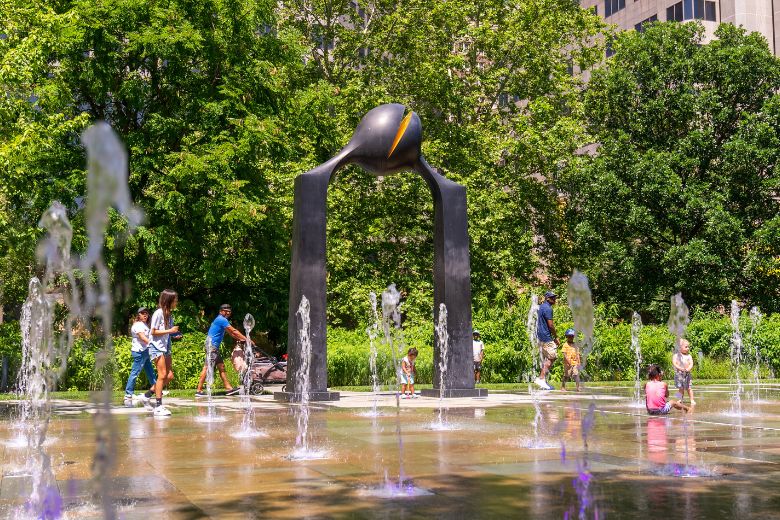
[544,291,557,299]
[137,306,148,314]
[473,329,481,336]
[220,304,232,311]
[565,328,576,337]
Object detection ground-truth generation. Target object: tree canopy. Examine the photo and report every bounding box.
[1,1,778,339]
[558,22,780,316]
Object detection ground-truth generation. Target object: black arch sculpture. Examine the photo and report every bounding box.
[275,104,487,401]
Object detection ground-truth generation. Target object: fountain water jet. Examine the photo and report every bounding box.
[195,338,226,424]
[525,294,540,379]
[231,314,265,438]
[288,296,327,460]
[428,303,455,431]
[361,284,429,496]
[748,306,763,403]
[567,271,594,376]
[631,312,643,407]
[730,300,744,416]
[359,292,383,419]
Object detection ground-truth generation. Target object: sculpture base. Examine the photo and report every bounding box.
[420,388,488,398]
[273,391,340,402]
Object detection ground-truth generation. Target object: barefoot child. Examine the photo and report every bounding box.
[561,328,581,392]
[673,339,695,406]
[401,348,418,399]
[645,364,689,415]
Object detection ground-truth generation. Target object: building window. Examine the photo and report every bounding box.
[704,0,716,20]
[634,14,658,32]
[605,0,625,17]
[666,0,716,22]
[667,2,684,21]
[605,41,615,58]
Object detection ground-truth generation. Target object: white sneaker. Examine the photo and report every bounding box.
[123,396,134,407]
[412,393,419,399]
[534,377,547,389]
[139,394,153,410]
[153,405,172,417]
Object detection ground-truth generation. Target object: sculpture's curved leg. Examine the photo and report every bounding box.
[415,158,486,397]
[278,157,346,402]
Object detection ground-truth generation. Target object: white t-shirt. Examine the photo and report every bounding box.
[130,321,151,352]
[402,355,415,370]
[473,340,484,362]
[149,309,171,352]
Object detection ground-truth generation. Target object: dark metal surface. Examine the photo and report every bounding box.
[278,104,485,402]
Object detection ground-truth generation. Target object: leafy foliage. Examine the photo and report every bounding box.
[558,22,780,318]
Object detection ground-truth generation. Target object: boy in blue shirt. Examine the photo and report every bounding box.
[196,304,246,396]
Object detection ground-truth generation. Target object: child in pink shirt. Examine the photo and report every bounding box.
[645,364,689,415]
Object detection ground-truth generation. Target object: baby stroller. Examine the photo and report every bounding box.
[231,342,287,395]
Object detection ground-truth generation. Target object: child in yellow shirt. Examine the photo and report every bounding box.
[561,328,581,392]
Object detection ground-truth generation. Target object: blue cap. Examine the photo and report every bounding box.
[565,328,576,337]
[544,291,557,299]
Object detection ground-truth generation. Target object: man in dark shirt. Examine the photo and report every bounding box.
[535,291,559,390]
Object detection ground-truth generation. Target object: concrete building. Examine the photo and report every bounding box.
[580,0,780,55]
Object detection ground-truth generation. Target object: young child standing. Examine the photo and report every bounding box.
[401,348,418,399]
[673,339,695,405]
[561,328,582,392]
[645,364,689,415]
[124,307,157,407]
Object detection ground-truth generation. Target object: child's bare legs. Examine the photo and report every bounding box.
[670,399,689,413]
[409,383,415,396]
[688,386,695,405]
[574,374,581,392]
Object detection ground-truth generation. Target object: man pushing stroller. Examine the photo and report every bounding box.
[196,304,245,397]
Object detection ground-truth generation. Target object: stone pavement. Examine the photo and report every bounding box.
[2,384,780,518]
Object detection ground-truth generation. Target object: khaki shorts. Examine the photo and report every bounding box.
[564,362,579,378]
[540,341,557,361]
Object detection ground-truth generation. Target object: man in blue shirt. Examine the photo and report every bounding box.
[196,304,247,396]
[534,291,559,390]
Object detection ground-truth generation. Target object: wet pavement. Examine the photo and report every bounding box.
[2,384,780,519]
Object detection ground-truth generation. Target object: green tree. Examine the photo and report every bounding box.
[560,22,780,316]
[278,0,603,326]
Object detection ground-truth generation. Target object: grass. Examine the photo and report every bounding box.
[0,389,199,404]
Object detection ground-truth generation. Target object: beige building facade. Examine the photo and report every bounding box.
[580,0,780,55]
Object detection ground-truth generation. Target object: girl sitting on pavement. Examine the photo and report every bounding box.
[645,364,689,415]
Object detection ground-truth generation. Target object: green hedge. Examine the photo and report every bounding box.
[0,311,778,390]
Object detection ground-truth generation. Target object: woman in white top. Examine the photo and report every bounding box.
[149,289,179,416]
[123,307,158,407]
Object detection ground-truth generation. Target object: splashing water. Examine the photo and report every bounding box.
[196,337,226,424]
[730,300,744,416]
[381,285,405,477]
[14,123,143,519]
[288,296,326,459]
[431,303,451,430]
[365,292,382,418]
[16,278,58,519]
[667,293,690,352]
[568,271,594,372]
[233,314,263,438]
[82,123,144,520]
[525,294,540,378]
[631,312,643,405]
[748,306,763,402]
